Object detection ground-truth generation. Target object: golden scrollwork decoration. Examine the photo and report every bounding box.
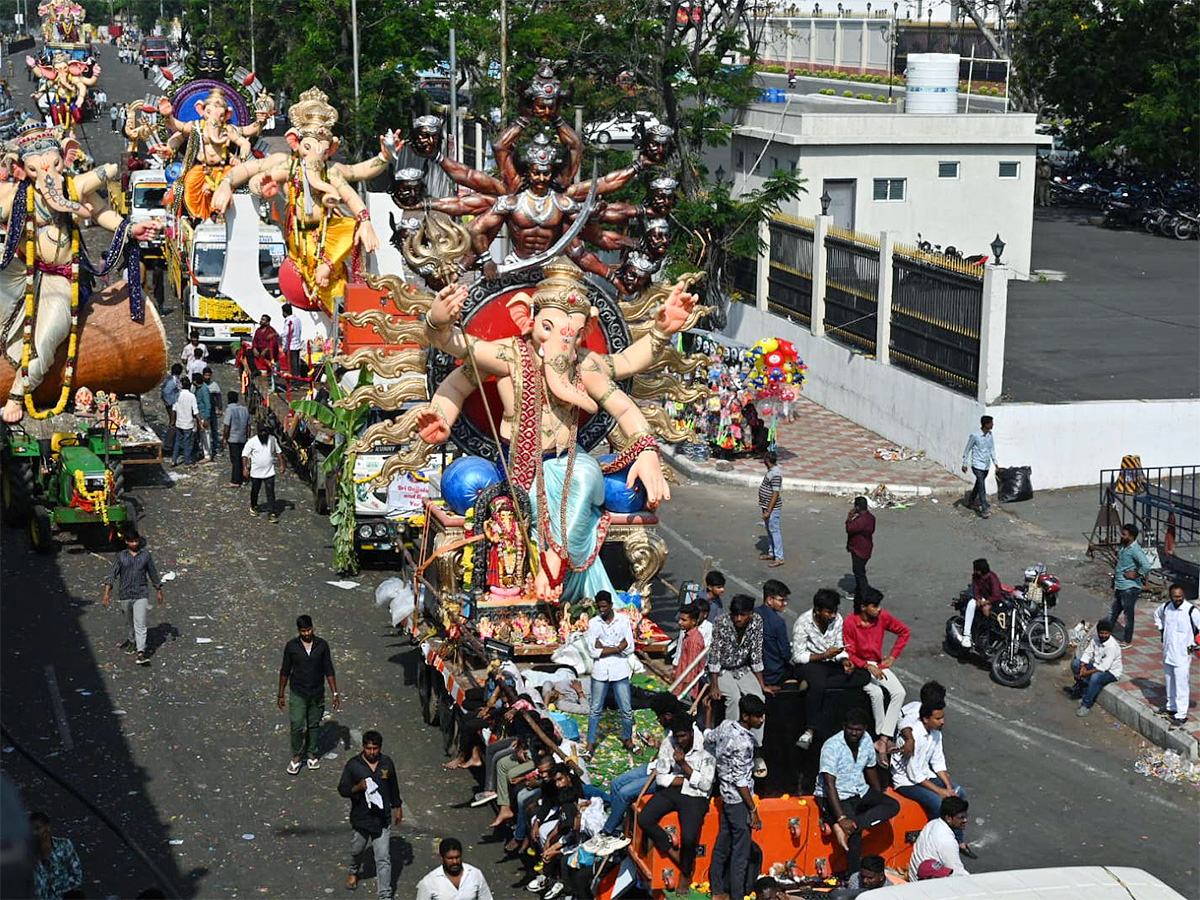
[621,527,669,599]
[332,346,427,379]
[341,310,430,346]
[334,378,428,411]
[361,271,435,317]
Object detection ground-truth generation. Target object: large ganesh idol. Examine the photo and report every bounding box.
[28,50,99,135]
[354,258,698,602]
[210,87,391,315]
[0,125,166,423]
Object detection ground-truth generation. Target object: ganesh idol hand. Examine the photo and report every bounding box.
[157,96,172,117]
[629,450,670,509]
[210,181,233,214]
[130,219,162,241]
[414,404,451,444]
[356,219,379,254]
[428,283,468,329]
[656,280,699,335]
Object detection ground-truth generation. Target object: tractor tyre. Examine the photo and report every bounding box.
[108,459,126,500]
[29,505,53,553]
[2,456,36,525]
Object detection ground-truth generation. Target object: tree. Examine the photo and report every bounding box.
[1013,0,1199,172]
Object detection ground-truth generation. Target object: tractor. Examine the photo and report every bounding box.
[0,424,135,552]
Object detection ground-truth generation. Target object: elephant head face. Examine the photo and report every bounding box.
[286,130,337,166]
[195,89,232,127]
[12,129,84,214]
[507,258,599,414]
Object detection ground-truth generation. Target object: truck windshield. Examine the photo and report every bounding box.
[193,244,226,281]
[259,244,285,282]
[133,185,167,209]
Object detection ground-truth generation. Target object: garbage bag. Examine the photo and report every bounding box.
[374,576,406,607]
[375,577,415,627]
[997,465,1034,503]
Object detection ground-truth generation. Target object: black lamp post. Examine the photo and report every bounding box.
[714,165,726,185]
[889,1,898,99]
[820,190,832,215]
[990,234,1005,265]
[927,8,933,51]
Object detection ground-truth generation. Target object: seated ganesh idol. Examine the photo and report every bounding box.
[353,257,700,604]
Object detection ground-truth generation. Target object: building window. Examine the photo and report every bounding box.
[790,160,798,173]
[938,161,960,179]
[736,150,745,169]
[998,161,1020,178]
[771,157,779,173]
[872,178,905,201]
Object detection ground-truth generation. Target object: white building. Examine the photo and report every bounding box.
[713,98,1047,276]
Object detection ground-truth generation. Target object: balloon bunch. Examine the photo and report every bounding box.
[746,337,806,400]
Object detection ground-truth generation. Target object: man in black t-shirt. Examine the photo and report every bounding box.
[338,731,403,897]
[277,615,339,775]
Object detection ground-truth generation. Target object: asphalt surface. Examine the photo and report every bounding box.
[1,40,1197,900]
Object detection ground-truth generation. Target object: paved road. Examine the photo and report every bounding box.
[2,41,1196,900]
[1005,207,1200,403]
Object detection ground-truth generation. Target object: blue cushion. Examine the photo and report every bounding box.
[596,454,648,513]
[440,456,502,515]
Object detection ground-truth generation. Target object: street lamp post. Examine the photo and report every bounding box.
[889,2,898,100]
[927,8,933,52]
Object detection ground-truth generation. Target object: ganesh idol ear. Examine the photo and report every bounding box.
[506,292,534,335]
[284,129,301,152]
[61,138,82,165]
[576,304,600,342]
[194,99,207,117]
[328,137,340,156]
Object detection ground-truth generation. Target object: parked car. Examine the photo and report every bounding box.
[582,110,658,144]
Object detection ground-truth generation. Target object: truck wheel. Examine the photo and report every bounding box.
[1,457,36,525]
[107,459,126,500]
[123,499,138,529]
[29,505,53,553]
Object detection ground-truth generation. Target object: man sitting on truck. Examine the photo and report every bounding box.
[249,314,281,370]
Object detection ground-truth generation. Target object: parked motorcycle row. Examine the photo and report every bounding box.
[945,564,1069,688]
[915,233,989,267]
[1047,160,1200,240]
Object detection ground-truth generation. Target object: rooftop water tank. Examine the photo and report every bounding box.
[905,53,960,114]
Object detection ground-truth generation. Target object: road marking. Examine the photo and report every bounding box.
[44,665,74,751]
[657,522,761,595]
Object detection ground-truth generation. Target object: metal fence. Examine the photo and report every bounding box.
[823,225,880,354]
[890,242,984,395]
[727,254,757,302]
[768,215,814,325]
[1088,465,1200,592]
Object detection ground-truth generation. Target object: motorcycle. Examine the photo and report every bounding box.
[945,591,1034,688]
[1010,565,1068,661]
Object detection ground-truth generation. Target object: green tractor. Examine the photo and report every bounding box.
[1,424,135,553]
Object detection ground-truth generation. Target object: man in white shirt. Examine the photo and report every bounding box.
[242,423,285,523]
[890,701,972,858]
[1067,619,1124,716]
[415,837,492,900]
[585,591,635,755]
[170,382,199,466]
[179,331,208,366]
[908,796,969,880]
[185,346,207,381]
[280,302,304,375]
[791,589,867,750]
[637,715,715,890]
[1154,584,1200,728]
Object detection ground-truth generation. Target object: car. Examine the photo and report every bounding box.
[582,110,659,145]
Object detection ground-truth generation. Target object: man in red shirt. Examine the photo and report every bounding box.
[672,603,707,700]
[843,588,910,752]
[961,558,1003,650]
[845,497,876,603]
[250,314,281,371]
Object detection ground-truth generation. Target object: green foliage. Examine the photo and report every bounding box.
[289,363,373,574]
[1013,0,1199,173]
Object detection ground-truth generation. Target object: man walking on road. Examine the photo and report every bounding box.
[704,693,765,900]
[169,377,198,466]
[846,496,875,602]
[1109,523,1151,646]
[758,451,784,566]
[415,837,493,900]
[101,531,164,667]
[338,730,403,898]
[243,422,285,522]
[961,415,998,518]
[222,391,249,487]
[277,615,339,774]
[1153,584,1200,728]
[585,590,636,755]
[281,302,304,375]
[159,363,182,461]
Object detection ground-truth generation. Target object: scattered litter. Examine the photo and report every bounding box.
[875,446,924,462]
[326,580,360,590]
[257,557,268,561]
[169,839,184,845]
[1133,748,1200,786]
[324,751,339,759]
[806,507,821,514]
[189,616,208,620]
[195,638,213,644]
[241,833,256,840]
[113,709,126,716]
[160,571,178,582]
[2,746,13,754]
[75,690,92,696]
[930,498,939,504]
[166,472,191,482]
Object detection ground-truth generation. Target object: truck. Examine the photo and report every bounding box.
[139,36,169,65]
[111,167,171,307]
[168,218,288,349]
